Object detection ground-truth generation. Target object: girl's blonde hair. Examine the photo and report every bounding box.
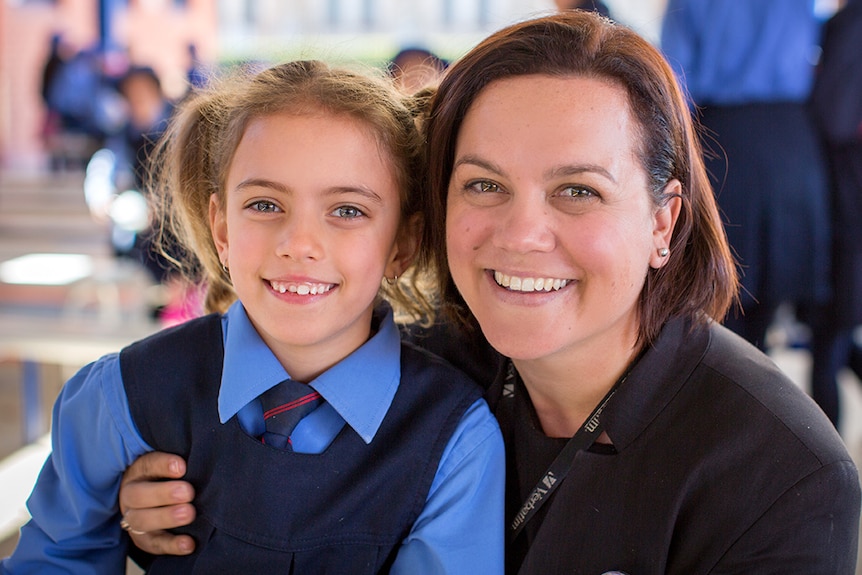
[148,60,433,322]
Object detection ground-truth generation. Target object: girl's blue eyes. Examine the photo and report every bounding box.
[250,200,279,213]
[331,206,364,219]
[245,201,365,219]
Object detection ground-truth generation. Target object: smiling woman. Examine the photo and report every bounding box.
[419,9,861,573]
[445,75,679,373]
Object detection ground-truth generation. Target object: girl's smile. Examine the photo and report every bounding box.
[267,278,337,297]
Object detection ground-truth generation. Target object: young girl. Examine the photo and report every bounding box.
[1,60,504,574]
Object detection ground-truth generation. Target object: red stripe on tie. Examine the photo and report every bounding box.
[263,391,322,419]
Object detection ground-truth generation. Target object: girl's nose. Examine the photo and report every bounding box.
[277,215,323,261]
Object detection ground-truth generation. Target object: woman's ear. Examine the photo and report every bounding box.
[650,180,682,269]
[385,212,423,280]
[209,194,229,266]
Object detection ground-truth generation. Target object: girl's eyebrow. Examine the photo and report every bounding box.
[234,178,288,194]
[234,178,384,204]
[326,186,385,205]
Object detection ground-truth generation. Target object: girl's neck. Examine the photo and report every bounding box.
[513,336,642,439]
[258,316,375,384]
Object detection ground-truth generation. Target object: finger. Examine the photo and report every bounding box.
[129,529,196,556]
[120,478,195,515]
[122,452,187,483]
[123,502,196,533]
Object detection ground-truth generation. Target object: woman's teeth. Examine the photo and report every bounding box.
[494,271,569,292]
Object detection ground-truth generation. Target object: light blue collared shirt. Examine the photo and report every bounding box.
[221,302,401,452]
[1,302,505,574]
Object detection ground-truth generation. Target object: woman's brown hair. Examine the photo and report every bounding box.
[423,11,738,345]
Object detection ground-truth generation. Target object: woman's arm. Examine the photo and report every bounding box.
[714,459,861,573]
[119,451,197,556]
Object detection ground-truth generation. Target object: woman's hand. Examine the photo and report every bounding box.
[119,451,197,555]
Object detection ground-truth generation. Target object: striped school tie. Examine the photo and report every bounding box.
[259,380,322,450]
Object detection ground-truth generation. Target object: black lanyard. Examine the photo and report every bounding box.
[505,362,628,542]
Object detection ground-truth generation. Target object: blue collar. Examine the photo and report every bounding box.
[218,301,402,443]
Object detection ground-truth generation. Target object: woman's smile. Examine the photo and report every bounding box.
[492,270,571,293]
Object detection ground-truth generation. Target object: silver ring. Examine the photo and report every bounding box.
[120,516,147,535]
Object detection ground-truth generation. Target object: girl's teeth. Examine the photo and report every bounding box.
[270,281,333,295]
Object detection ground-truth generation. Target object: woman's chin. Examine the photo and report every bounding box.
[480,325,562,362]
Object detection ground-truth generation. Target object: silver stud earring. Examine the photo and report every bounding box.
[659,247,669,258]
[222,262,229,274]
[384,275,398,285]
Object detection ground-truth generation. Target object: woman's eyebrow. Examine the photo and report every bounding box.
[452,154,505,176]
[545,163,616,184]
[453,155,616,184]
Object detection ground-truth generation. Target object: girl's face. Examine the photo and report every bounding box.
[212,111,413,380]
[446,75,678,364]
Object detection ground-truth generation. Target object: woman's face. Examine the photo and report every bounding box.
[446,75,677,363]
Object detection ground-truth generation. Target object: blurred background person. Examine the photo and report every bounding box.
[185,43,209,93]
[113,65,174,194]
[79,64,199,328]
[111,64,200,326]
[41,42,126,172]
[39,33,72,172]
[661,0,831,352]
[388,46,447,94]
[807,0,862,429]
[553,0,611,17]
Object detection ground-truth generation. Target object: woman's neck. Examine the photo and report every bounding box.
[513,337,641,438]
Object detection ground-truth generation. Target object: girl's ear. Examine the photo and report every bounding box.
[209,193,229,266]
[649,179,682,269]
[385,212,423,280]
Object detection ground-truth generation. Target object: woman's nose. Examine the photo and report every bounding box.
[494,195,556,254]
